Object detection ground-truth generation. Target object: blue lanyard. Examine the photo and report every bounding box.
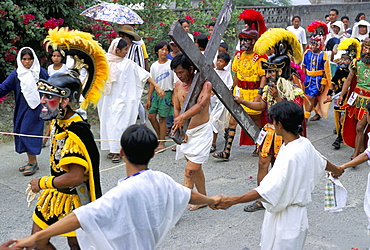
[122,168,150,181]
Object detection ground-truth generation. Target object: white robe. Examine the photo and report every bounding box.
[176,122,212,164]
[210,69,233,133]
[98,58,150,153]
[255,137,327,250]
[74,169,191,250]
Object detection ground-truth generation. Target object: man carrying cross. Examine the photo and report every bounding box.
[171,54,213,211]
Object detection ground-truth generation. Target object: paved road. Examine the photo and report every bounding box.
[1,107,370,249]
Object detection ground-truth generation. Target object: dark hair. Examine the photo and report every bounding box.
[49,49,65,61]
[292,15,301,22]
[195,34,208,50]
[219,42,229,51]
[208,21,216,27]
[170,53,193,71]
[117,38,128,50]
[20,48,34,60]
[325,14,329,19]
[154,40,170,56]
[217,52,231,63]
[178,18,189,25]
[330,9,339,15]
[120,124,158,165]
[119,32,134,42]
[355,12,366,22]
[341,16,349,22]
[268,101,304,135]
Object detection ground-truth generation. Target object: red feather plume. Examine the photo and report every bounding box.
[306,20,328,35]
[238,9,267,37]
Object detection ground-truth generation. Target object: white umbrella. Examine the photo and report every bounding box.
[80,0,144,25]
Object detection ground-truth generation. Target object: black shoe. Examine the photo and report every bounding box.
[332,137,342,149]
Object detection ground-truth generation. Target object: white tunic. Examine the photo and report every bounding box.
[74,169,191,250]
[210,69,233,133]
[255,137,327,250]
[98,58,150,153]
[150,60,175,91]
[47,64,68,76]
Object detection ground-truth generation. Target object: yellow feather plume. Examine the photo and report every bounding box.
[254,28,303,64]
[44,27,109,109]
[337,38,361,59]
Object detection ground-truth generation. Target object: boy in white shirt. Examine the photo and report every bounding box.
[147,40,176,152]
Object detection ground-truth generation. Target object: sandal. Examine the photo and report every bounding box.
[212,151,230,161]
[244,200,265,212]
[23,163,39,176]
[251,148,259,157]
[309,114,321,121]
[107,153,114,159]
[210,144,216,153]
[111,154,122,163]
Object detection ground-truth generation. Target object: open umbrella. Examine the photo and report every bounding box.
[80,0,144,25]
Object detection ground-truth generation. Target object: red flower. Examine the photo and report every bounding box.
[184,16,193,20]
[190,20,195,24]
[146,36,153,41]
[159,22,164,26]
[79,6,85,9]
[0,10,6,17]
[95,33,102,38]
[106,32,118,38]
[193,31,201,36]
[20,14,35,24]
[101,21,110,26]
[44,18,64,29]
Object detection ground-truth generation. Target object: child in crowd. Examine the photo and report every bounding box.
[194,33,209,53]
[210,52,233,153]
[47,49,67,76]
[178,18,194,41]
[214,42,231,72]
[146,40,176,152]
[44,49,68,147]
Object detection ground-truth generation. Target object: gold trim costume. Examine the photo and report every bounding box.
[32,27,108,236]
[254,28,305,157]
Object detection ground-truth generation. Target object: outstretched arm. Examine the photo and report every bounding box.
[189,190,221,208]
[325,160,344,178]
[147,77,165,98]
[214,190,261,210]
[13,212,80,249]
[341,152,369,170]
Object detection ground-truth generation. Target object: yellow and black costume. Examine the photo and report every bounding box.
[33,115,101,236]
[32,27,108,236]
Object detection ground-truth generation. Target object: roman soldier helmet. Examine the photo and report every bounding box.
[307,21,328,51]
[337,38,361,61]
[238,9,267,37]
[254,28,303,80]
[39,27,109,112]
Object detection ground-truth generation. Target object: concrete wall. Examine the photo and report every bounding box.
[237,3,370,30]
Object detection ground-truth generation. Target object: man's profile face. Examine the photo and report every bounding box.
[40,93,61,120]
[329,11,338,23]
[174,65,193,84]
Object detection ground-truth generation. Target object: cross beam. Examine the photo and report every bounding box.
[169,0,260,144]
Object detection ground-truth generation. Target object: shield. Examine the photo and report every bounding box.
[80,1,144,25]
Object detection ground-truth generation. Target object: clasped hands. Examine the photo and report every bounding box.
[208,194,233,210]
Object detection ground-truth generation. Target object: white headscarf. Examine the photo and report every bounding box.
[330,21,345,40]
[104,38,125,95]
[351,20,370,41]
[16,47,41,109]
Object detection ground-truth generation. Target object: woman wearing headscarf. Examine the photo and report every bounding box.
[0,47,48,175]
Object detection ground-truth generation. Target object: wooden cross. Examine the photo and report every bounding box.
[169,0,260,144]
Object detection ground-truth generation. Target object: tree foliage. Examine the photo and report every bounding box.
[0,0,290,81]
